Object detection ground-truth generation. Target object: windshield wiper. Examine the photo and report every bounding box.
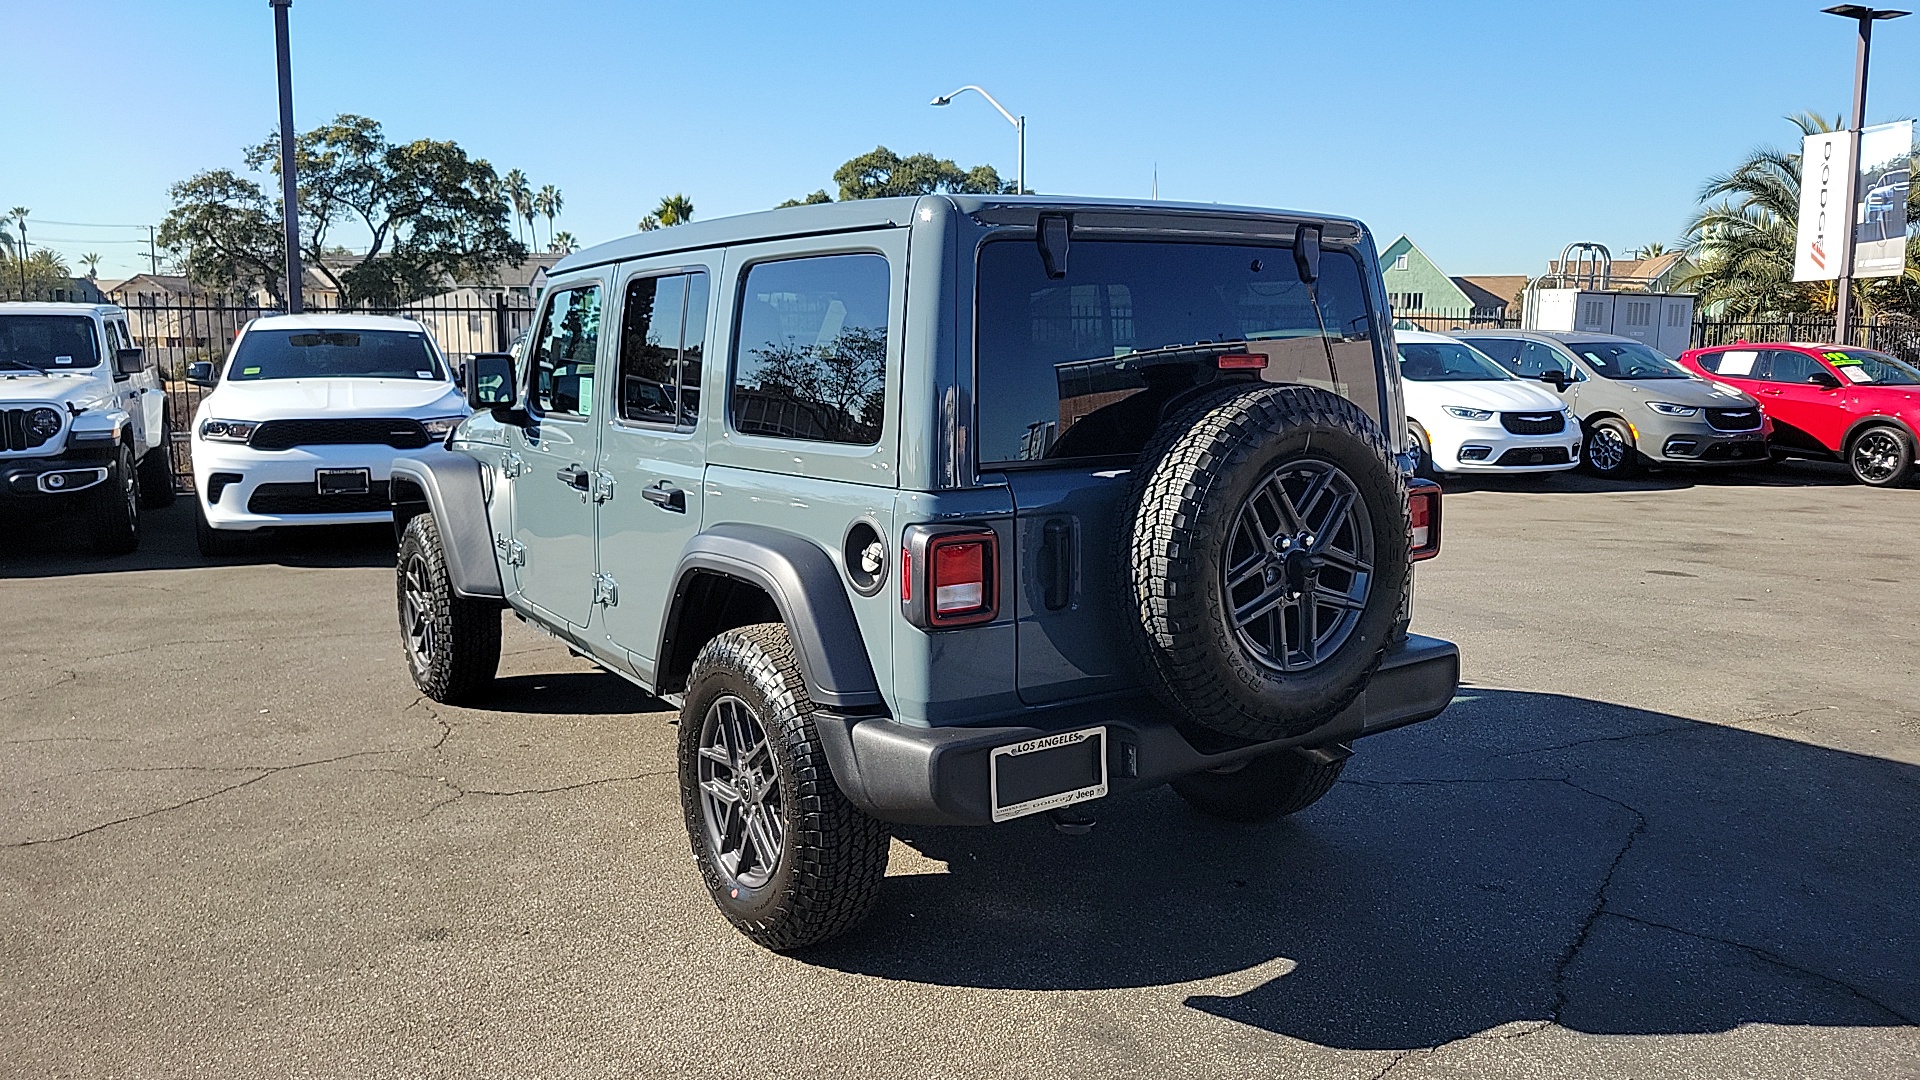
[0,357,45,372]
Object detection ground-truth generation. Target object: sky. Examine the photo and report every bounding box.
[4,0,1917,282]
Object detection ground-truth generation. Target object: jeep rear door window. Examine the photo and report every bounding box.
[616,271,708,429]
[974,238,1374,465]
[530,285,603,416]
[730,254,889,445]
[0,315,102,370]
[226,328,443,381]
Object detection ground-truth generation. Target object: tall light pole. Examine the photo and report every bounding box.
[1823,4,1907,344]
[270,0,305,312]
[930,85,1025,195]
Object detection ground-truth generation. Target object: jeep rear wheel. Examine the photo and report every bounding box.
[1171,749,1348,822]
[87,443,140,555]
[679,623,888,951]
[1125,384,1409,743]
[396,513,501,704]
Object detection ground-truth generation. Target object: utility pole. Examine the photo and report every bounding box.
[147,225,158,275]
[270,0,304,313]
[1824,5,1909,345]
[15,213,26,299]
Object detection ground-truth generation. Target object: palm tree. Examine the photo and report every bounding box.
[636,214,661,232]
[1628,241,1667,260]
[654,193,694,227]
[1681,113,1837,318]
[535,185,562,251]
[550,231,579,255]
[503,169,532,245]
[80,253,102,279]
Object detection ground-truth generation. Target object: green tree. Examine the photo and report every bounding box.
[655,193,694,226]
[1682,112,1920,319]
[1628,241,1667,260]
[550,230,578,254]
[777,147,1012,207]
[535,184,562,250]
[775,189,833,209]
[1,248,76,299]
[502,168,532,245]
[162,114,526,307]
[80,252,102,279]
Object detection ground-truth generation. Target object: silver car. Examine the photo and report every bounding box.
[1455,331,1767,478]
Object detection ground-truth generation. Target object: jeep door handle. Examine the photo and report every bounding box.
[556,465,591,490]
[641,480,686,512]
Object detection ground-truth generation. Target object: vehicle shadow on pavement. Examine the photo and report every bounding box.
[1437,460,1859,495]
[808,688,1920,1048]
[0,502,397,578]
[485,671,670,716]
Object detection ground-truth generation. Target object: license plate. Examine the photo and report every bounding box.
[989,726,1108,822]
[315,468,371,495]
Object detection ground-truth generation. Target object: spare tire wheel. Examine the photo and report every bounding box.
[1124,384,1409,742]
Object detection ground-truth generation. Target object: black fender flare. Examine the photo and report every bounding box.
[1841,414,1919,457]
[659,523,881,710]
[389,454,506,602]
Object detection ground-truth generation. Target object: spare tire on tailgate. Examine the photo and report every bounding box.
[1123,383,1410,742]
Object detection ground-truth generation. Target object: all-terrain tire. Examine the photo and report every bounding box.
[1583,417,1642,479]
[679,623,889,951]
[194,495,255,557]
[1847,424,1916,488]
[396,513,502,704]
[87,443,141,555]
[1123,383,1410,743]
[1171,750,1348,822]
[137,409,177,509]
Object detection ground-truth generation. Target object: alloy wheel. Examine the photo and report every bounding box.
[697,695,785,889]
[1222,458,1375,672]
[1852,430,1902,484]
[1588,427,1626,472]
[401,552,436,671]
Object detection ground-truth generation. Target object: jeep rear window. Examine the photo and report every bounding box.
[0,315,101,369]
[974,239,1375,466]
[228,328,444,381]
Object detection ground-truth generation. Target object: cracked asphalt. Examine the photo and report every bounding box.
[2,460,1917,1079]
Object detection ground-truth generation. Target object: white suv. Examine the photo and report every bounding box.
[185,314,467,555]
[1397,329,1581,477]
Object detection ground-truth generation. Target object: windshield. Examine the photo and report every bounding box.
[1820,349,1920,386]
[975,238,1377,465]
[1567,340,1688,380]
[227,328,444,381]
[0,315,102,370]
[1398,340,1512,381]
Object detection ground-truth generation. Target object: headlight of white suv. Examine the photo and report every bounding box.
[420,415,466,438]
[1645,402,1699,417]
[198,419,259,442]
[1443,406,1496,421]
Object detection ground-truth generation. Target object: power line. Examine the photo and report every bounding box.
[26,219,153,229]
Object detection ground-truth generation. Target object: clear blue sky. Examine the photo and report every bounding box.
[5,0,1916,281]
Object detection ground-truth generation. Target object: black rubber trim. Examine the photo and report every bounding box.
[660,523,882,709]
[388,454,506,602]
[815,633,1459,825]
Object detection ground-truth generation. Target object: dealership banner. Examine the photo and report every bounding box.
[1795,130,1855,281]
[1851,120,1912,279]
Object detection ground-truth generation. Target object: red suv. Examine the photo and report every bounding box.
[1677,343,1920,487]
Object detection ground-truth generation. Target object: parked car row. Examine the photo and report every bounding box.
[1399,327,1920,488]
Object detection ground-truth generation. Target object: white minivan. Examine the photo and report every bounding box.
[1397,329,1580,478]
[185,314,468,555]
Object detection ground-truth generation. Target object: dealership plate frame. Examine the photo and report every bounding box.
[988,725,1108,823]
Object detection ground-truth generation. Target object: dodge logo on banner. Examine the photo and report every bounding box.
[1795,130,1855,282]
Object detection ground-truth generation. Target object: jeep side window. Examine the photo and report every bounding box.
[530,284,603,417]
[616,271,710,430]
[730,254,889,446]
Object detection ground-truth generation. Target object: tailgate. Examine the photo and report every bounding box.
[1003,466,1145,705]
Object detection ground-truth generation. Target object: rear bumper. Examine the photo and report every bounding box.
[816,633,1460,826]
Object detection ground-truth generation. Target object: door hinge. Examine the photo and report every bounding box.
[592,572,618,606]
[592,471,616,504]
[501,452,527,478]
[497,536,526,566]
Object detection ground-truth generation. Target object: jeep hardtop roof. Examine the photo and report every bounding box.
[0,301,125,318]
[554,195,1373,276]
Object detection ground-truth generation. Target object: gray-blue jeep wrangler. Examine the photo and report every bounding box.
[389,196,1458,950]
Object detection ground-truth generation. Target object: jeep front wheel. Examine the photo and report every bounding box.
[396,513,501,704]
[679,623,889,951]
[87,443,140,555]
[1171,749,1347,822]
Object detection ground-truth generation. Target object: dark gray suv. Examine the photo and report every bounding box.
[1456,330,1767,478]
[388,196,1459,949]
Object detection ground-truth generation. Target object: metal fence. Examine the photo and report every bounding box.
[1392,308,1920,365]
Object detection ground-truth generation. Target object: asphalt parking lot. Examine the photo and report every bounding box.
[2,462,1916,1080]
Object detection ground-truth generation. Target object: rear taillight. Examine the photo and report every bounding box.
[1408,479,1442,562]
[1217,352,1268,370]
[901,526,999,628]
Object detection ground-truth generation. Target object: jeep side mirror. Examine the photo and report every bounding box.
[465,352,518,414]
[1808,370,1842,390]
[184,361,217,387]
[115,347,145,376]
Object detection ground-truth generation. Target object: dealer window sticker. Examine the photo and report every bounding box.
[1718,350,1758,376]
[1839,365,1874,384]
[242,366,261,375]
[1824,351,1859,364]
[54,355,72,365]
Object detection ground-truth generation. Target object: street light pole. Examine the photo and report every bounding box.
[1823,4,1908,345]
[270,0,304,313]
[930,85,1026,195]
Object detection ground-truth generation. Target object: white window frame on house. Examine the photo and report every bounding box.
[1394,254,1409,271]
